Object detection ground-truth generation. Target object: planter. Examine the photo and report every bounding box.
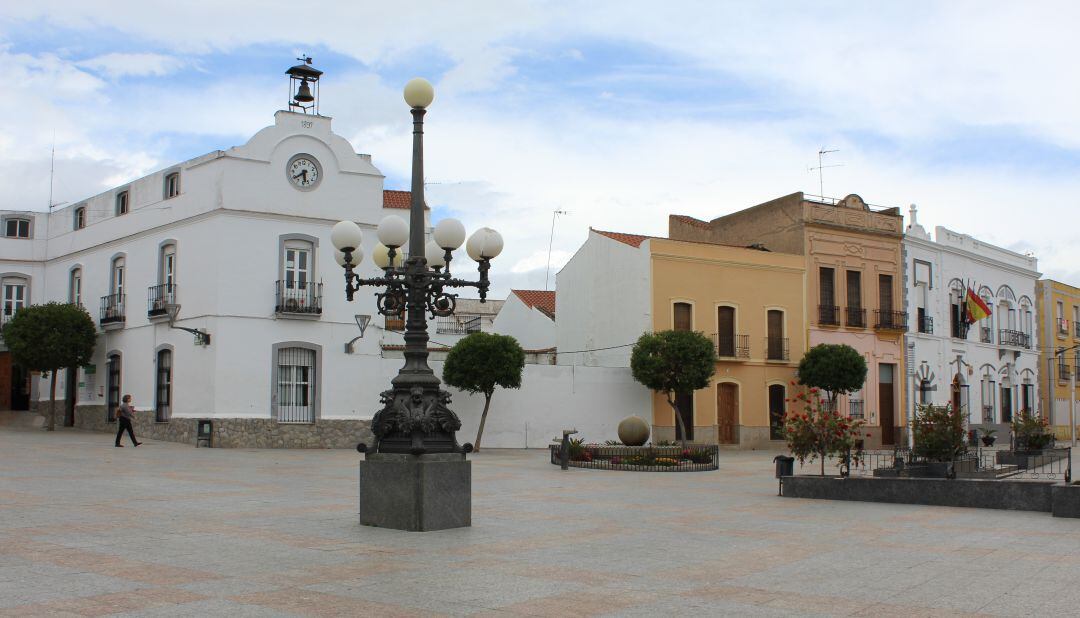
[981,437,996,447]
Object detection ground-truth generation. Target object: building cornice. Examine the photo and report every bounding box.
[904,235,1040,280]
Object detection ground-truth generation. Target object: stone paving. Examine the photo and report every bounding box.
[2,423,1080,617]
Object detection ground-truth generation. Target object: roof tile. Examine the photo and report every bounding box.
[511,289,556,319]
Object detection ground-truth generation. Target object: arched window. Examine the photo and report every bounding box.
[115,190,129,216]
[673,302,692,331]
[766,309,787,360]
[155,348,173,422]
[274,344,319,423]
[69,268,82,306]
[768,384,786,440]
[73,206,86,230]
[164,171,181,199]
[106,353,122,423]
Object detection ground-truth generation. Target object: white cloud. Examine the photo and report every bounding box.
[77,52,186,78]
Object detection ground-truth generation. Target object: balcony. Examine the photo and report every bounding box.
[1059,365,1073,382]
[873,310,907,331]
[818,304,840,326]
[918,315,934,334]
[275,281,322,316]
[436,314,482,335]
[714,332,750,359]
[764,336,789,361]
[100,294,125,327]
[1075,322,1080,338]
[848,399,864,419]
[980,327,992,344]
[147,284,176,318]
[998,329,1031,349]
[845,307,866,328]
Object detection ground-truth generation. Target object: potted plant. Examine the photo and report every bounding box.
[980,428,997,447]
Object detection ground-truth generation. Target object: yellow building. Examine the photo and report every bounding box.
[1036,279,1080,438]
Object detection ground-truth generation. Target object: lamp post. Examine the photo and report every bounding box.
[330,79,501,530]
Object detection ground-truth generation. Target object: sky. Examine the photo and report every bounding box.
[2,1,1079,297]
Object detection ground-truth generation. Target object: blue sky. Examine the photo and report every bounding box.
[2,1,1079,293]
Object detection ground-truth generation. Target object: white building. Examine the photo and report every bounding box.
[492,290,556,351]
[904,206,1041,436]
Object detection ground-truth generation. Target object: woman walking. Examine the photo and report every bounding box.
[115,394,142,447]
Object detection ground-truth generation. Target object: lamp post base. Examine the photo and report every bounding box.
[358,453,471,531]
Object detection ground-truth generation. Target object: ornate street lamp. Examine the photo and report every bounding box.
[331,78,502,458]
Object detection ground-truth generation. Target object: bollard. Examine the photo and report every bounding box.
[560,429,578,470]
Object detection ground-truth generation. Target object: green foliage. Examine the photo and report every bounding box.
[796,344,867,403]
[684,448,713,464]
[912,404,968,462]
[442,332,525,397]
[631,330,717,446]
[783,388,866,475]
[652,439,677,447]
[1011,410,1054,450]
[2,302,97,373]
[567,437,590,461]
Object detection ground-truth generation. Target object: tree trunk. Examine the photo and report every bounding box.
[667,394,688,450]
[47,370,57,432]
[474,392,493,452]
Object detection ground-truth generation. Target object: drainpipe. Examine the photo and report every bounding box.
[906,340,915,449]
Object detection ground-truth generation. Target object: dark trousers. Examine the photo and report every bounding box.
[116,417,138,446]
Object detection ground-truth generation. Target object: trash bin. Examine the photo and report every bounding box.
[773,455,794,478]
[196,419,213,447]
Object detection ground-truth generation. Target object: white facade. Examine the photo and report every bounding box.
[492,291,556,350]
[904,207,1041,432]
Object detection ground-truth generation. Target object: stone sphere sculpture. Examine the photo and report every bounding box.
[618,416,651,446]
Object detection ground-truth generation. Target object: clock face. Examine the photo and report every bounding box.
[287,155,321,190]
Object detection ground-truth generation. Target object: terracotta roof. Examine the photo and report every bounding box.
[383,189,429,210]
[669,214,711,228]
[592,228,650,248]
[511,290,556,320]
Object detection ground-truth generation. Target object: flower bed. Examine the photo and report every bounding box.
[548,443,719,472]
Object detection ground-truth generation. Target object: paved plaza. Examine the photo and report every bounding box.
[2,424,1080,616]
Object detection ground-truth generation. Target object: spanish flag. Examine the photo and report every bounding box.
[965,288,992,323]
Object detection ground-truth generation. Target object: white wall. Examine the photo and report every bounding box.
[492,294,555,350]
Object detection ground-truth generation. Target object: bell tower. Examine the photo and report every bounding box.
[286,56,323,115]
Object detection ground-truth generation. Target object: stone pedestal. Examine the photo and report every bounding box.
[358,452,471,531]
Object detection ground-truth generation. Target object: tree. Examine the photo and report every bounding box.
[912,403,967,462]
[442,332,525,452]
[784,387,866,475]
[2,303,97,431]
[796,344,867,408]
[630,330,717,448]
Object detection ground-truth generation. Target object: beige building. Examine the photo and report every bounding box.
[1036,279,1080,438]
[671,193,907,447]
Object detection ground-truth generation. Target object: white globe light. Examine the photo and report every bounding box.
[376,215,409,248]
[433,218,466,250]
[330,220,363,251]
[372,243,403,269]
[335,247,362,268]
[425,240,446,268]
[403,78,435,109]
[465,227,504,261]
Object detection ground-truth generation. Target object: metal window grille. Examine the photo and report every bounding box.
[155,350,172,422]
[277,347,315,423]
[849,399,865,418]
[107,355,121,423]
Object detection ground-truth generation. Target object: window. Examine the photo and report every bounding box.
[4,218,30,239]
[950,283,966,338]
[74,206,86,230]
[981,378,996,423]
[919,379,932,405]
[106,354,121,423]
[768,384,786,440]
[164,172,180,199]
[819,267,835,306]
[1058,301,1066,336]
[673,302,692,332]
[716,306,735,356]
[115,191,129,216]
[846,271,862,310]
[151,244,177,314]
[69,268,82,306]
[913,259,932,288]
[766,309,786,360]
[1000,386,1013,424]
[111,257,125,296]
[2,277,28,323]
[284,243,311,291]
[1021,383,1034,414]
[162,245,176,287]
[277,346,316,423]
[155,349,172,422]
[878,274,893,312]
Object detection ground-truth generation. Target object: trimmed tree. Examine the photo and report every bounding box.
[796,343,867,409]
[1,303,97,431]
[630,330,717,448]
[442,332,525,452]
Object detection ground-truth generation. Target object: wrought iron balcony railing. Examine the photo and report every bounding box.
[714,332,750,358]
[818,304,840,326]
[998,329,1030,349]
[765,336,789,361]
[100,293,125,325]
[147,283,176,317]
[1059,364,1073,382]
[436,314,482,334]
[918,315,934,334]
[849,399,865,419]
[873,310,907,330]
[275,280,322,315]
[846,307,866,328]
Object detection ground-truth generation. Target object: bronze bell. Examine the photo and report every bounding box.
[294,79,314,103]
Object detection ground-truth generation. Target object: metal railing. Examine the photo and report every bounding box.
[548,444,719,472]
[982,405,994,423]
[765,336,789,361]
[845,307,866,328]
[1075,322,1080,338]
[980,326,992,343]
[275,280,322,315]
[873,310,907,330]
[100,294,125,325]
[918,315,934,334]
[147,283,176,317]
[848,399,864,419]
[998,329,1031,349]
[1059,364,1073,382]
[818,304,840,326]
[839,446,1071,482]
[714,332,750,358]
[435,314,482,334]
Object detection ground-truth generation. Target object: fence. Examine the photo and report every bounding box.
[548,444,719,472]
[841,446,1071,482]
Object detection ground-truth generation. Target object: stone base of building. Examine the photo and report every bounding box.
[650,424,779,449]
[29,401,372,449]
[358,453,471,531]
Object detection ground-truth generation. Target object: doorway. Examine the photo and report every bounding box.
[64,368,76,426]
[716,383,738,444]
[879,363,895,445]
[10,364,29,411]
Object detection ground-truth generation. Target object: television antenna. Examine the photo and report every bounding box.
[545,209,569,291]
[808,148,843,198]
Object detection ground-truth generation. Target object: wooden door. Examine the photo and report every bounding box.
[717,383,738,444]
[879,363,895,445]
